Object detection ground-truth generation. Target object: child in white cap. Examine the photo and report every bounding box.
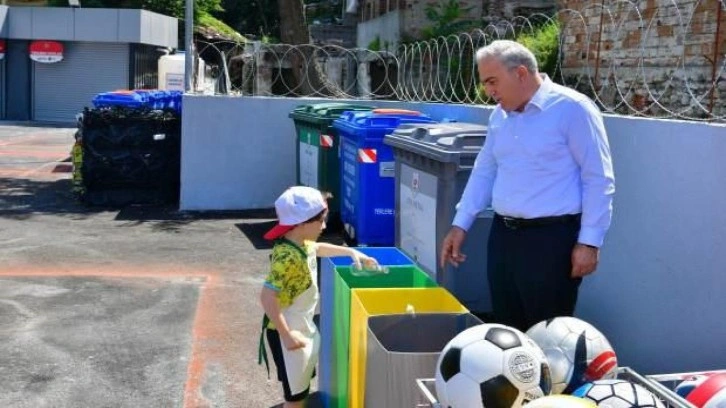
[258,186,379,407]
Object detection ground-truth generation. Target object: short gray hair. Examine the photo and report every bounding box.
[475,40,538,73]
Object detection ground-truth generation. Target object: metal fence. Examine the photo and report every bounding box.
[194,0,725,122]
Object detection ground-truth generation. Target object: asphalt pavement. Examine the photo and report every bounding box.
[0,123,329,408]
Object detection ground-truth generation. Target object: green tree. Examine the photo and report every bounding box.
[218,0,280,40]
[421,0,476,40]
[516,21,561,81]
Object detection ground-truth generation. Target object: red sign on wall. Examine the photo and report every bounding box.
[0,40,5,60]
[29,41,64,63]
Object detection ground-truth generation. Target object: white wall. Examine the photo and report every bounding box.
[357,11,401,50]
[577,116,726,374]
[181,94,726,374]
[180,95,491,211]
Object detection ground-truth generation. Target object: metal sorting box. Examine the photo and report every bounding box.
[289,103,374,231]
[384,122,493,313]
[364,313,484,408]
[333,109,437,246]
[318,248,421,408]
[348,287,467,408]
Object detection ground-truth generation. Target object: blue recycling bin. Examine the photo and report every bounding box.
[333,109,437,246]
[319,247,416,408]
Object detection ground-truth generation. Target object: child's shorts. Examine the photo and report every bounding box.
[266,328,312,402]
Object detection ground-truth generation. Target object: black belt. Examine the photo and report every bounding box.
[495,213,581,229]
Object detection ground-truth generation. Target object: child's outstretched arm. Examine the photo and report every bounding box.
[314,243,379,270]
[260,287,307,350]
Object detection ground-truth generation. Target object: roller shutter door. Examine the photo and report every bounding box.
[33,42,129,122]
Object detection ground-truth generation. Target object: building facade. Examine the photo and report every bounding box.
[0,6,177,122]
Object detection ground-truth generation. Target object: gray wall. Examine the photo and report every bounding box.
[3,7,177,48]
[181,95,726,375]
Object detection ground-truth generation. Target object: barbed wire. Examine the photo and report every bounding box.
[194,0,725,122]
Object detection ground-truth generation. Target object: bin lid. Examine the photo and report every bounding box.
[289,102,374,123]
[383,122,487,164]
[332,110,437,135]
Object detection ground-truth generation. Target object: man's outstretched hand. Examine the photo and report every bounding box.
[440,227,467,268]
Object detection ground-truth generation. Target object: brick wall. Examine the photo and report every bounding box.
[558,0,726,118]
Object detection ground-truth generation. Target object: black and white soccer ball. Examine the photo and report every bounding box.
[434,323,552,408]
[526,317,618,394]
[573,379,666,407]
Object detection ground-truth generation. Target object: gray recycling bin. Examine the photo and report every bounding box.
[364,313,484,408]
[384,122,493,314]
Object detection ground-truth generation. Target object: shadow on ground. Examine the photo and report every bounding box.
[0,178,95,220]
[269,391,324,408]
[0,177,278,227]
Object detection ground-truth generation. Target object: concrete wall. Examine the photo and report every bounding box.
[2,7,177,48]
[181,94,726,374]
[577,115,726,374]
[357,10,400,49]
[180,95,491,211]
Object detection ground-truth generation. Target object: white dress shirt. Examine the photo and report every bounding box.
[453,75,615,247]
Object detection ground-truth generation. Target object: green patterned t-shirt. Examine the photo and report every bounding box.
[264,238,315,310]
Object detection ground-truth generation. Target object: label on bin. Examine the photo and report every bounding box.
[165,73,184,91]
[400,164,438,276]
[379,162,395,178]
[299,141,319,188]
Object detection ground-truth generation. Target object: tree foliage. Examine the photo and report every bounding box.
[47,0,223,25]
[421,0,477,40]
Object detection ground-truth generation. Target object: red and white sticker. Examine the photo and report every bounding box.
[320,134,334,148]
[29,41,64,64]
[0,40,5,60]
[358,148,377,163]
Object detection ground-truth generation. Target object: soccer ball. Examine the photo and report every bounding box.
[686,373,726,408]
[573,379,665,407]
[434,323,552,408]
[526,317,618,394]
[524,395,597,407]
[675,374,710,398]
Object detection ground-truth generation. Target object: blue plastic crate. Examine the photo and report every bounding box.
[92,90,182,114]
[333,109,437,246]
[92,90,150,109]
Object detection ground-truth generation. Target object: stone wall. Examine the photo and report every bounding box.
[558,0,726,119]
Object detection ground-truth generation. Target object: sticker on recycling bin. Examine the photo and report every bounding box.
[400,164,438,275]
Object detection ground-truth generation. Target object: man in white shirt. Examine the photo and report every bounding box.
[440,40,615,332]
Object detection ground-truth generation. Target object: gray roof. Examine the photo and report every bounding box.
[0,6,178,49]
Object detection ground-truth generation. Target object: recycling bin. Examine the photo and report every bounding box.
[384,122,493,314]
[348,287,467,408]
[319,247,417,408]
[289,103,374,230]
[365,313,484,408]
[333,109,437,245]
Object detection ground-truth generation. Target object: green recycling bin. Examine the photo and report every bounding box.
[289,103,374,231]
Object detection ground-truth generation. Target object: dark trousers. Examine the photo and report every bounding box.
[487,214,582,332]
